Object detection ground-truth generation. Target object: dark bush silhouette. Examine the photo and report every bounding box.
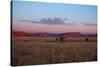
[85,38,88,42]
[56,38,58,41]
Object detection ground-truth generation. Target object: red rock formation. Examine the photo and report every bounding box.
[64,32,80,37]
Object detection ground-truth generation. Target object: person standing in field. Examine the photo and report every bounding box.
[59,34,64,42]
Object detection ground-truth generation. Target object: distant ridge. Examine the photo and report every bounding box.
[12,31,31,37]
[12,31,97,37]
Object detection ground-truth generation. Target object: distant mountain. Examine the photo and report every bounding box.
[80,33,97,37]
[12,31,31,37]
[12,31,97,37]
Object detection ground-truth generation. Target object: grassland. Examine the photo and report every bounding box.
[11,37,97,66]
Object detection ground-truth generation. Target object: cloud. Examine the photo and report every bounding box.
[19,18,74,25]
[83,23,97,26]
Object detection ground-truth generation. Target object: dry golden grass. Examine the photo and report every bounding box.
[11,36,97,66]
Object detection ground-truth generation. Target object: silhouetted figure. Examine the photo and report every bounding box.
[59,35,64,42]
[85,38,88,42]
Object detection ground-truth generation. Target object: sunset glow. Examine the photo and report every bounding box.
[12,1,97,34]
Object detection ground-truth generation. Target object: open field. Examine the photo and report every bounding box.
[11,37,97,66]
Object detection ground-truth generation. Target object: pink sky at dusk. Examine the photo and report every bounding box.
[13,20,97,34]
[12,1,97,34]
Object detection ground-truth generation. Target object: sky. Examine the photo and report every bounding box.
[12,1,97,34]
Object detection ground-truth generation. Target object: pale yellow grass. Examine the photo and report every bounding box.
[11,37,97,66]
